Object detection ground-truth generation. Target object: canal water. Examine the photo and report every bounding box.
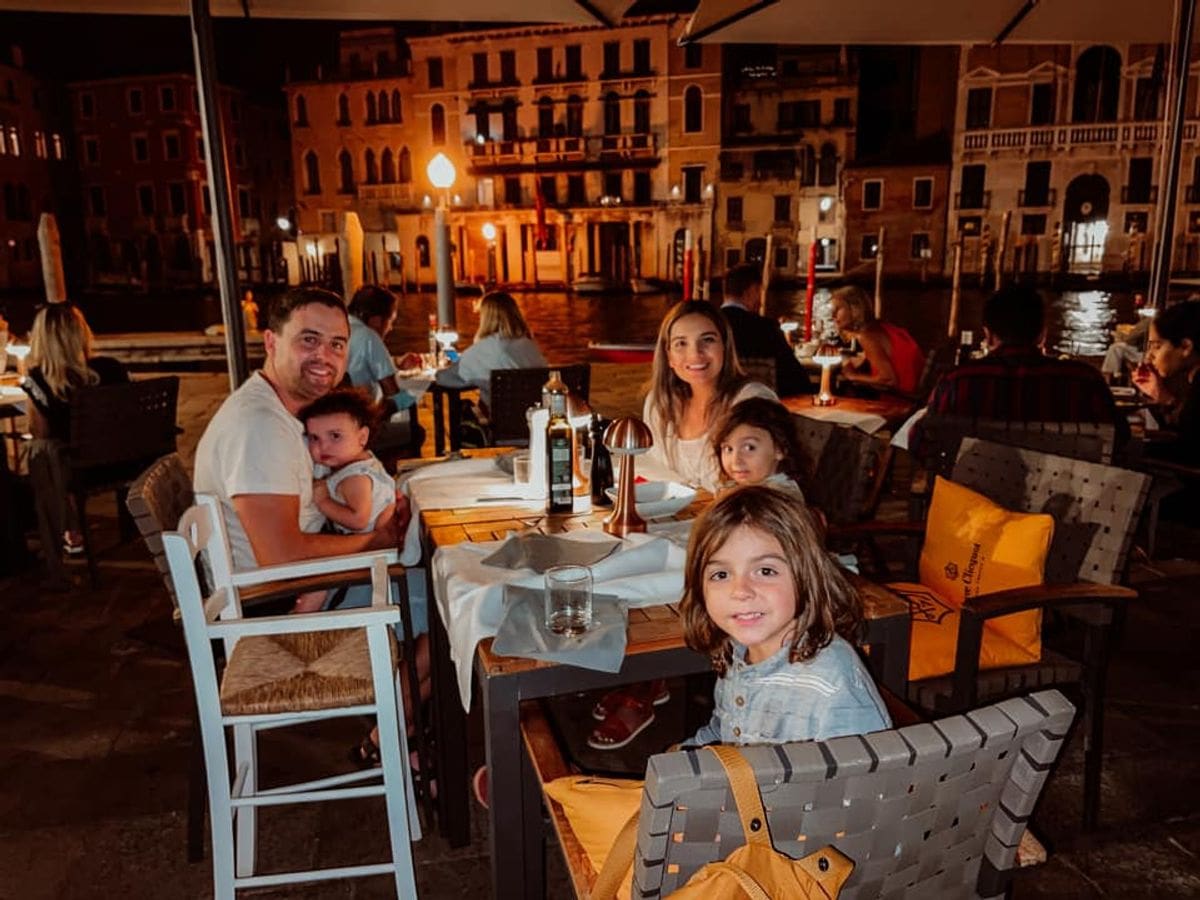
[0,282,1155,364]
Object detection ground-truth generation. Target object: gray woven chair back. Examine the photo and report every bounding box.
[740,357,777,393]
[126,453,193,607]
[951,437,1149,586]
[793,415,885,525]
[489,364,591,445]
[920,414,1115,481]
[633,690,1074,900]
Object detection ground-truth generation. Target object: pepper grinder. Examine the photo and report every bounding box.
[589,415,614,506]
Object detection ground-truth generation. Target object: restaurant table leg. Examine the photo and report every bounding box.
[481,671,541,900]
[447,390,464,453]
[429,589,470,848]
[865,613,911,696]
[432,388,446,457]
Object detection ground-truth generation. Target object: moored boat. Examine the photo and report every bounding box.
[587,341,655,363]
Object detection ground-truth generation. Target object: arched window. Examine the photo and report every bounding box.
[633,90,651,134]
[604,91,621,135]
[391,89,402,122]
[381,148,396,183]
[817,142,838,186]
[338,149,355,193]
[430,104,445,146]
[416,235,431,267]
[364,148,378,184]
[366,92,377,124]
[799,144,816,186]
[337,93,350,125]
[294,94,308,126]
[683,85,702,133]
[399,146,412,183]
[377,89,389,123]
[566,95,583,137]
[303,150,320,194]
[538,96,554,138]
[1072,45,1122,123]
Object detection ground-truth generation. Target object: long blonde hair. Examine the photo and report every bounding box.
[28,303,99,400]
[475,291,532,341]
[647,299,746,432]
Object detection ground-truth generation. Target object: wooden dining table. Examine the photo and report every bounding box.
[418,488,911,899]
[781,392,915,431]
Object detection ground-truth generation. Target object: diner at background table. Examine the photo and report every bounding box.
[1132,299,1200,464]
[830,285,924,394]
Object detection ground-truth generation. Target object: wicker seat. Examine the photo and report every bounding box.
[164,497,419,899]
[489,364,590,446]
[523,689,1075,899]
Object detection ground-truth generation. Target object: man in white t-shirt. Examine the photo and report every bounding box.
[194,287,399,572]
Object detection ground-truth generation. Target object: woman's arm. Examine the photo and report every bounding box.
[314,473,378,532]
[842,327,899,388]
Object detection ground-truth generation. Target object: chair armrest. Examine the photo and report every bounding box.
[237,561,406,605]
[230,549,400,588]
[208,604,400,639]
[962,581,1137,619]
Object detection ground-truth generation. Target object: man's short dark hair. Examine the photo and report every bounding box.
[347,285,398,323]
[267,287,347,333]
[724,263,762,304]
[983,285,1045,347]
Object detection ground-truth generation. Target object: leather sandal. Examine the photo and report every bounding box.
[591,680,670,721]
[587,695,655,750]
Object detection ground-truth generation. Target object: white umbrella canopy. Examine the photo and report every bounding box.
[684,0,1179,45]
[0,0,634,25]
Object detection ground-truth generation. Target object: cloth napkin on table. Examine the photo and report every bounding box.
[433,529,689,710]
[482,531,621,573]
[801,405,887,434]
[491,585,628,672]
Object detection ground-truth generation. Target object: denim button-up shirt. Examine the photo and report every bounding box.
[688,635,891,746]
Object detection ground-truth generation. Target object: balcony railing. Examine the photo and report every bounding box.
[1017,188,1057,207]
[961,120,1197,153]
[954,190,991,210]
[463,133,657,168]
[467,76,521,91]
[532,70,587,85]
[358,183,416,203]
[1121,185,1159,205]
[599,67,656,82]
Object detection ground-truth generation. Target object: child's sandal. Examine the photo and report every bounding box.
[591,681,670,721]
[587,696,656,751]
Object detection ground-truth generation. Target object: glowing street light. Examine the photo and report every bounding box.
[482,222,497,242]
[426,152,457,329]
[482,222,498,284]
[427,152,456,190]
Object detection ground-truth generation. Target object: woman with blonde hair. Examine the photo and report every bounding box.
[22,303,128,558]
[830,285,924,394]
[436,290,547,413]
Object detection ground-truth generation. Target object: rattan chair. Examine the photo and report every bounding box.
[163,497,420,899]
[524,689,1075,899]
[852,438,1150,831]
[489,364,591,445]
[126,453,193,609]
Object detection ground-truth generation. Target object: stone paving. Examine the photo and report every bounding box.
[1,370,1198,899]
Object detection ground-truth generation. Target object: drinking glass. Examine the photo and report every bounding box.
[544,564,593,635]
[512,450,531,485]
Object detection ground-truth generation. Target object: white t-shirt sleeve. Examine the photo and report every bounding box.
[222,413,311,498]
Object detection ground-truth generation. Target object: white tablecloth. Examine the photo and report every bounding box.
[795,405,886,434]
[432,525,691,710]
[0,385,26,413]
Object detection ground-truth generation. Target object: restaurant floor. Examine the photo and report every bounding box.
[1,371,1198,899]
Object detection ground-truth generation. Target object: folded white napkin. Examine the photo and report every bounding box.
[799,406,887,434]
[432,529,688,710]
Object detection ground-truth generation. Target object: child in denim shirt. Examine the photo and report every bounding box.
[681,484,890,745]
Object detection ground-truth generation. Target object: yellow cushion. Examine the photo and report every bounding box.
[543,775,643,900]
[901,476,1054,679]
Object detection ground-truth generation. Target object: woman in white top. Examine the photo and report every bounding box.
[642,300,778,492]
[436,291,547,413]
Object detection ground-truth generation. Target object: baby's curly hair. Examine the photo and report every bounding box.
[298,387,383,435]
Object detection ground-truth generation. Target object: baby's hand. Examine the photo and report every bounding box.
[312,479,330,503]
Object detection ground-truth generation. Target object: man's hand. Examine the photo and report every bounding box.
[397,351,423,370]
[312,478,330,504]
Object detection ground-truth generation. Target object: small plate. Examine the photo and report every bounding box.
[606,480,697,518]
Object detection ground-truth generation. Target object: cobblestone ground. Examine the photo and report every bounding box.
[0,369,1197,899]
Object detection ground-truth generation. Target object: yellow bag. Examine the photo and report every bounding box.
[591,745,854,900]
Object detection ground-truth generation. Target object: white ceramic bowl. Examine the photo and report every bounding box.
[606,480,697,518]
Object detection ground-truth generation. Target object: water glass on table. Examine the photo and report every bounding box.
[544,565,593,635]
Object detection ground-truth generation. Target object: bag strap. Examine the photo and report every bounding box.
[705,745,773,847]
[589,809,640,900]
[705,861,772,900]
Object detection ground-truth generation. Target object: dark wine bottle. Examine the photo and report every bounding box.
[544,370,574,513]
[589,415,614,506]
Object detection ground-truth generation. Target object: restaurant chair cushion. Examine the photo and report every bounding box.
[891,476,1054,680]
[543,774,644,900]
[219,629,397,716]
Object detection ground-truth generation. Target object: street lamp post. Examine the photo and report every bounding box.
[426,153,457,330]
[482,221,498,285]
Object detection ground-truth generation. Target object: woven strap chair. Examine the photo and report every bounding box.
[740,356,777,393]
[489,364,591,445]
[524,690,1075,899]
[793,415,893,527]
[163,497,419,899]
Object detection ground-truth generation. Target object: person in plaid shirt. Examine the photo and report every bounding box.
[913,286,1128,453]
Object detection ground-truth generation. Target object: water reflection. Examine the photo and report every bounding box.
[1054,290,1116,357]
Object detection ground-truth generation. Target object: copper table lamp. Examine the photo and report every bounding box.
[812,342,843,407]
[602,416,653,537]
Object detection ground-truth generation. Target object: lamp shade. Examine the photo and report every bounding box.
[427,152,456,190]
[603,416,653,455]
[812,342,844,367]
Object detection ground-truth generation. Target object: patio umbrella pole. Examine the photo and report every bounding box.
[190,0,248,389]
[1148,0,1199,309]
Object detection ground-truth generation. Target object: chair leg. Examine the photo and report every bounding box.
[233,723,258,878]
[75,489,100,589]
[202,722,237,900]
[1081,621,1112,832]
[394,573,435,828]
[116,486,136,542]
[371,632,418,898]
[188,714,208,863]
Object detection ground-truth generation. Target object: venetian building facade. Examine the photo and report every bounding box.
[68,74,292,287]
[949,42,1200,278]
[0,45,71,291]
[715,45,857,281]
[285,15,720,289]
